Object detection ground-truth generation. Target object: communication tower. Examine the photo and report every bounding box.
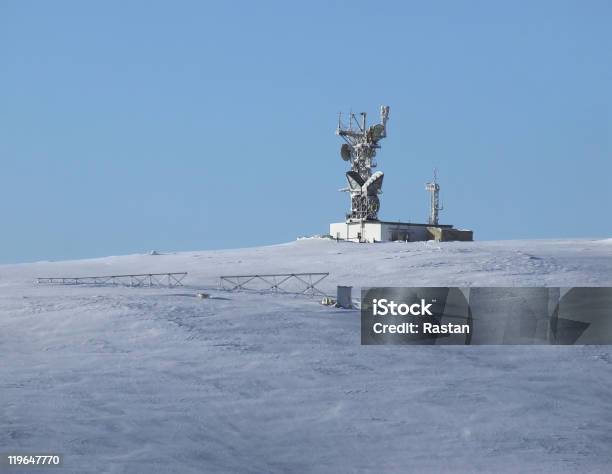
[336,105,390,221]
[425,169,443,225]
[330,107,473,243]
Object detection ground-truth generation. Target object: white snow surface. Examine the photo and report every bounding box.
[1,238,612,473]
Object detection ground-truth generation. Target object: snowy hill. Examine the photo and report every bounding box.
[1,238,612,473]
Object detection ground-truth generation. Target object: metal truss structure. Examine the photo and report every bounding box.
[425,168,443,225]
[336,105,389,221]
[36,272,187,288]
[219,272,329,297]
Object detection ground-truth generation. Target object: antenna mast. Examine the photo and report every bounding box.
[425,168,443,225]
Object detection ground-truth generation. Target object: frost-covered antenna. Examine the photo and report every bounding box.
[336,105,390,221]
[425,168,443,225]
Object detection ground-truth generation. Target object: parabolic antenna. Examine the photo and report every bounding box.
[340,143,351,161]
[366,195,380,214]
[346,171,365,191]
[369,124,385,141]
[362,171,384,195]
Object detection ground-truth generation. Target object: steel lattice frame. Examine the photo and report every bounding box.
[36,272,187,288]
[336,105,389,221]
[219,272,330,297]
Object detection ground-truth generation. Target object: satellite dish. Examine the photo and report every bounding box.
[362,171,384,195]
[346,171,365,190]
[340,144,351,161]
[369,124,385,141]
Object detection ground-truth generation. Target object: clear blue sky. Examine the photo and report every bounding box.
[1,1,610,263]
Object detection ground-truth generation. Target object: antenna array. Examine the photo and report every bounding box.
[336,105,390,221]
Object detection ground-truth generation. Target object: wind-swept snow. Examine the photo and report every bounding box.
[1,238,612,473]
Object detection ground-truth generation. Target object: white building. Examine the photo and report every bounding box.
[329,220,472,243]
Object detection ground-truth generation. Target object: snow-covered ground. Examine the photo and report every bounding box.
[1,238,612,473]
